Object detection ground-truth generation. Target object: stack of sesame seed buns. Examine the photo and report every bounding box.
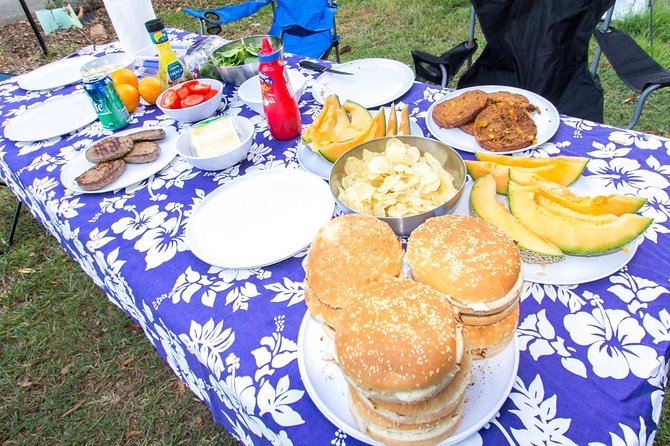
[407,215,521,359]
[304,214,404,338]
[335,277,469,446]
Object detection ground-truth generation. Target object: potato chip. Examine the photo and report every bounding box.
[337,138,458,217]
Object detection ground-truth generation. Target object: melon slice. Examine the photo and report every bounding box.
[508,181,653,256]
[475,153,589,172]
[302,94,341,144]
[318,109,386,163]
[398,104,410,136]
[470,174,565,264]
[509,170,647,215]
[342,100,372,132]
[466,160,573,194]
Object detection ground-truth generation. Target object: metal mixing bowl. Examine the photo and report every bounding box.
[329,136,467,237]
[209,35,283,86]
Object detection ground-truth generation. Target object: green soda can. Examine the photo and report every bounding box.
[83,74,130,130]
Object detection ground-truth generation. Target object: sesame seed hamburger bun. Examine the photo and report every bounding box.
[459,292,520,327]
[306,214,404,309]
[463,304,519,360]
[365,348,471,425]
[303,280,340,336]
[348,385,465,446]
[406,215,522,316]
[335,277,462,404]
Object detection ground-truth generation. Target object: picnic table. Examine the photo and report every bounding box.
[1,29,670,446]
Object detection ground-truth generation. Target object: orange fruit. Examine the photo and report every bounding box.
[111,68,138,89]
[116,83,140,113]
[137,77,162,105]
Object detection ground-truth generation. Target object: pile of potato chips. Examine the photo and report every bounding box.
[337,139,457,217]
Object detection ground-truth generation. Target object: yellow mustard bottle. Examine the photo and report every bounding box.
[145,18,193,91]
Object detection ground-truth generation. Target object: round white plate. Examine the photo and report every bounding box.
[186,168,335,269]
[298,107,424,180]
[453,177,641,285]
[425,85,560,154]
[18,56,95,91]
[310,58,415,109]
[4,93,97,142]
[297,313,520,446]
[60,127,179,194]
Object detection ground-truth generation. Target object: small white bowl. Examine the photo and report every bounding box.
[176,115,255,171]
[156,78,224,123]
[238,70,306,115]
[80,53,134,78]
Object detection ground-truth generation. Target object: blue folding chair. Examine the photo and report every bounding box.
[183,0,341,61]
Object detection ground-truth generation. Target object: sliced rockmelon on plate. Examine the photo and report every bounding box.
[508,181,653,256]
[302,94,342,144]
[475,153,589,170]
[317,108,386,163]
[466,160,567,194]
[509,170,647,215]
[342,100,372,132]
[470,174,565,264]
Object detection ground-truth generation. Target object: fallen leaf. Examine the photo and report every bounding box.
[18,268,35,274]
[195,416,202,426]
[175,380,186,397]
[123,322,141,330]
[622,96,637,104]
[121,357,134,367]
[60,364,72,375]
[124,430,141,440]
[60,399,86,418]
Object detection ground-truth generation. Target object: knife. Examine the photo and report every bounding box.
[298,60,353,75]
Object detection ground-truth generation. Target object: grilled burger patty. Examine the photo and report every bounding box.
[432,90,488,128]
[473,103,537,152]
[123,141,161,164]
[85,136,134,163]
[75,159,126,191]
[127,128,166,142]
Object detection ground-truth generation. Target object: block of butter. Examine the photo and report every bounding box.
[188,115,242,157]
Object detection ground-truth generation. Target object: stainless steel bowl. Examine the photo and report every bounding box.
[329,136,467,237]
[210,35,283,86]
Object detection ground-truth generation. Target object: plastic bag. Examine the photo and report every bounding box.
[183,35,229,80]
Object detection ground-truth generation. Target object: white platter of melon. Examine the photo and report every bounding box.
[456,153,651,285]
[299,97,423,180]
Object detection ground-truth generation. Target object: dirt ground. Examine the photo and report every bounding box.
[0,0,184,74]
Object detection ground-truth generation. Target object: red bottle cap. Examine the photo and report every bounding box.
[258,37,280,63]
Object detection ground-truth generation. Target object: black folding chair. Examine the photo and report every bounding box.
[455,0,615,123]
[591,4,670,129]
[411,5,478,88]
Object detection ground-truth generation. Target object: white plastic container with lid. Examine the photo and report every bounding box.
[103,0,156,56]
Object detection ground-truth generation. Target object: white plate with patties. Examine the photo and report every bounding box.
[453,178,642,285]
[298,312,520,446]
[425,85,560,155]
[60,127,178,194]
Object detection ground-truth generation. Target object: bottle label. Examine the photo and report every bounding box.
[258,72,274,86]
[167,61,185,82]
[150,29,168,44]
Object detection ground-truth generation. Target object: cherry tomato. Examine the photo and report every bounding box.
[161,90,179,109]
[176,85,191,99]
[189,82,212,94]
[182,94,205,108]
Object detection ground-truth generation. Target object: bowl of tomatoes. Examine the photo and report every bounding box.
[156,78,224,122]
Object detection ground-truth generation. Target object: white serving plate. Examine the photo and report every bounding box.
[297,313,520,446]
[453,177,642,285]
[186,168,335,269]
[310,58,415,109]
[4,93,97,142]
[425,85,560,155]
[18,55,95,91]
[60,127,178,194]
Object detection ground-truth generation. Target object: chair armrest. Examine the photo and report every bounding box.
[183,0,272,26]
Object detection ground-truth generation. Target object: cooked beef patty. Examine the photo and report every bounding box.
[432,90,488,128]
[85,136,134,163]
[123,141,161,164]
[473,103,538,152]
[75,159,126,191]
[127,128,167,142]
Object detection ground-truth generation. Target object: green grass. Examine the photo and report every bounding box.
[1,1,670,445]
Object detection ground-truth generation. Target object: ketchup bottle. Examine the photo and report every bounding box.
[258,38,302,140]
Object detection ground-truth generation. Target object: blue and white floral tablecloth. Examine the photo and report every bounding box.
[2,31,670,446]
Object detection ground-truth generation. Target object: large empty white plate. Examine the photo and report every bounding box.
[426,85,560,154]
[18,56,95,91]
[310,58,415,109]
[4,93,97,142]
[297,313,520,446]
[186,168,335,269]
[298,107,424,180]
[60,127,179,194]
[453,177,641,285]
